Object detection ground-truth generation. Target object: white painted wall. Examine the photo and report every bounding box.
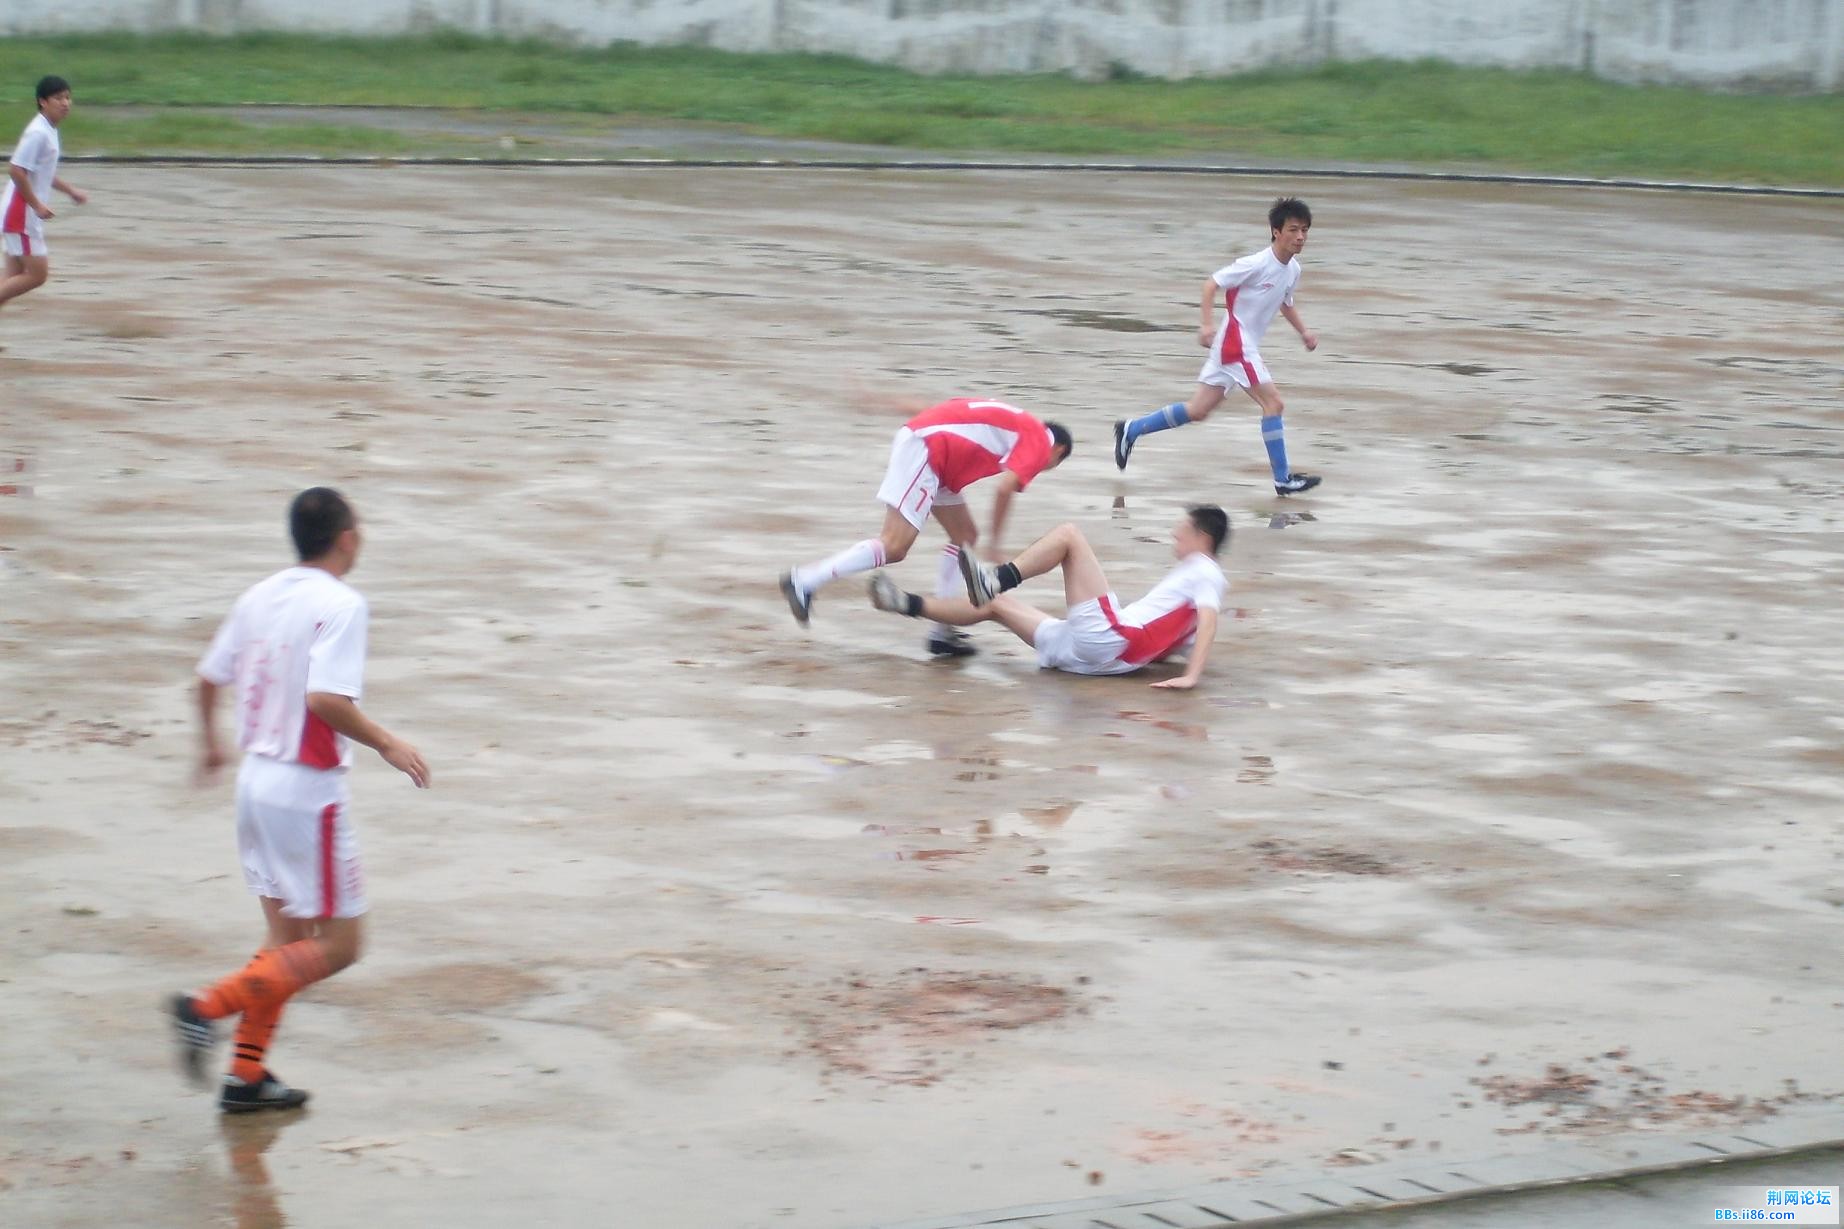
[4,0,1839,90]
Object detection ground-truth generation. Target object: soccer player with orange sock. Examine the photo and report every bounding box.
[171,487,429,1112]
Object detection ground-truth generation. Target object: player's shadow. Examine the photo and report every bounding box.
[219,1111,307,1229]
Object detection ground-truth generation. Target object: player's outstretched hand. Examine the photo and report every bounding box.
[1196,326,1213,349]
[382,739,432,788]
[1150,676,1198,690]
[32,203,53,220]
[1302,330,1319,352]
[67,188,88,206]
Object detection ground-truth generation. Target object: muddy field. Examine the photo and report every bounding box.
[1,166,1841,1228]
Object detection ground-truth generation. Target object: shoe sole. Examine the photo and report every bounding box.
[956,547,996,606]
[1113,420,1133,471]
[927,639,978,658]
[778,573,810,627]
[1276,476,1323,497]
[220,1095,309,1114]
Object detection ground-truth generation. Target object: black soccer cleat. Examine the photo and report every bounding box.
[1274,473,1323,496]
[1113,419,1136,471]
[779,571,812,627]
[169,993,217,1089]
[220,1070,310,1114]
[927,629,978,658]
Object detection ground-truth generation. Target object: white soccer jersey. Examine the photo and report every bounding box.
[1209,245,1301,359]
[1106,552,1228,665]
[198,567,369,770]
[2,114,60,235]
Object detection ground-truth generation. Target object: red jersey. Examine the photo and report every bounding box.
[906,398,1054,494]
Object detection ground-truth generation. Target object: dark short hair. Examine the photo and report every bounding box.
[35,76,70,103]
[290,487,355,561]
[1045,421,1073,457]
[1188,504,1230,556]
[1269,196,1312,233]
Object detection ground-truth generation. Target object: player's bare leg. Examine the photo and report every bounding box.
[1115,382,1227,469]
[869,579,1054,652]
[0,253,49,308]
[959,522,1112,609]
[925,500,980,656]
[1243,380,1320,495]
[782,505,921,626]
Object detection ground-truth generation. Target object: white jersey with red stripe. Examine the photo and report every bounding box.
[906,397,1055,494]
[198,566,369,771]
[1107,552,1228,666]
[1209,245,1301,367]
[2,114,59,236]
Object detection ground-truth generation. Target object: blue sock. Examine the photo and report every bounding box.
[1125,402,1189,444]
[1261,415,1289,481]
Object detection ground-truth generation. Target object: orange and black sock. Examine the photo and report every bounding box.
[194,940,331,1021]
[230,1000,286,1084]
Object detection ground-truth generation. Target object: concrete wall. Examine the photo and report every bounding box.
[4,0,1839,90]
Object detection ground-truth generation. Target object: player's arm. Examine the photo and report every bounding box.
[984,470,1022,560]
[1196,277,1220,347]
[1151,606,1219,690]
[8,163,49,218]
[195,677,228,782]
[51,175,86,205]
[1280,303,1318,351]
[306,692,431,788]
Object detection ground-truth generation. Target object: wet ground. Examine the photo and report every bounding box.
[1,167,1841,1228]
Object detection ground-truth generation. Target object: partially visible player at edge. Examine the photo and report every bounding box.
[869,506,1230,690]
[171,488,430,1113]
[0,76,88,311]
[780,397,1072,656]
[1115,197,1321,496]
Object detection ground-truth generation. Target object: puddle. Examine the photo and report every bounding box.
[1115,709,1209,741]
[1252,838,1401,877]
[1237,755,1276,785]
[1267,510,1317,529]
[1020,308,1173,333]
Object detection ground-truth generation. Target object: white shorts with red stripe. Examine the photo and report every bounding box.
[1032,595,1140,676]
[875,426,964,530]
[235,754,367,920]
[1198,346,1271,391]
[2,218,48,258]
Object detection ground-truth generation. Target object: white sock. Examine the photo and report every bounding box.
[929,545,962,637]
[791,539,885,596]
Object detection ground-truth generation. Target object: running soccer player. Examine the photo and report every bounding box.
[0,76,87,311]
[1114,197,1321,496]
[780,397,1072,655]
[170,488,430,1113]
[869,507,1230,689]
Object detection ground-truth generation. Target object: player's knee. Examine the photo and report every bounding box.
[880,536,911,565]
[1188,401,1216,422]
[1265,396,1285,417]
[25,266,47,289]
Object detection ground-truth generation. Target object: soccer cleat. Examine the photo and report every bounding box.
[779,571,812,626]
[927,629,978,658]
[1274,473,1323,496]
[867,572,906,614]
[169,993,217,1089]
[957,546,1001,607]
[220,1070,310,1114]
[1113,419,1136,471]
